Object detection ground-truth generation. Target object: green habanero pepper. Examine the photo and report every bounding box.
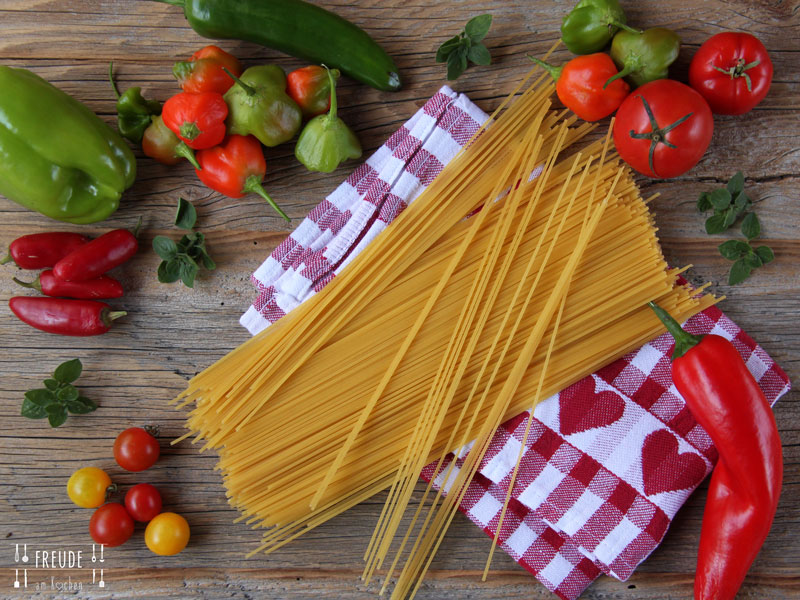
[0,66,136,224]
[223,65,302,147]
[109,62,162,144]
[560,0,640,55]
[606,28,681,88]
[295,66,362,173]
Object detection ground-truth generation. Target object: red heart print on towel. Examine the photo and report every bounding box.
[559,377,625,435]
[641,429,707,495]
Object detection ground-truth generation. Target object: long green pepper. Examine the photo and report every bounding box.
[0,67,136,224]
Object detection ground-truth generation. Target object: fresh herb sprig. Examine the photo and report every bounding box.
[153,198,216,288]
[21,359,96,427]
[436,14,493,81]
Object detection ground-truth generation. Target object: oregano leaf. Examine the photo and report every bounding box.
[57,385,79,403]
[722,206,737,228]
[54,358,82,384]
[446,47,468,80]
[467,43,492,66]
[709,188,732,211]
[726,171,745,196]
[464,14,492,42]
[718,239,749,261]
[153,236,178,260]
[47,405,68,428]
[21,398,48,419]
[705,213,727,235]
[755,245,774,264]
[175,197,198,230]
[25,389,56,407]
[697,192,712,212]
[728,258,752,285]
[44,379,59,391]
[741,212,760,240]
[436,35,461,63]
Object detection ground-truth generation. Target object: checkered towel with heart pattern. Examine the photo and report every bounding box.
[240,87,791,599]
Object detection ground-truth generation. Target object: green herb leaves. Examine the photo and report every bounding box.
[698,172,774,285]
[436,14,493,81]
[21,359,96,427]
[153,198,215,288]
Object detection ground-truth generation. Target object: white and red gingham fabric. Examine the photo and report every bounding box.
[240,87,791,598]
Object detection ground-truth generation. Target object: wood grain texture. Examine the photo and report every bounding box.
[0,0,798,598]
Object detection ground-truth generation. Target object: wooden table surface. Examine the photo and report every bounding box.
[0,1,798,598]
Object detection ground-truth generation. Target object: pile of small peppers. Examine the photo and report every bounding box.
[110,46,362,223]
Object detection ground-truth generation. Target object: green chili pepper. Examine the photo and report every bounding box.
[560,0,640,55]
[605,28,681,88]
[109,62,162,144]
[0,66,136,224]
[223,65,302,147]
[295,66,362,173]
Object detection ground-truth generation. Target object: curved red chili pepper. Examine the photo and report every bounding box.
[162,92,228,150]
[14,270,124,299]
[1,232,89,269]
[649,302,782,600]
[195,134,290,222]
[174,45,243,95]
[9,297,126,336]
[53,227,138,282]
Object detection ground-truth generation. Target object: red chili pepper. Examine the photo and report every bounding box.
[195,134,290,222]
[1,232,89,269]
[142,115,201,169]
[649,302,782,600]
[162,92,228,150]
[173,45,243,95]
[530,53,630,122]
[53,226,138,282]
[286,66,340,118]
[13,270,123,299]
[9,297,126,336]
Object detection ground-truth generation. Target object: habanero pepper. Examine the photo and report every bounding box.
[9,297,126,336]
[162,91,228,150]
[649,302,782,600]
[14,270,124,300]
[109,62,162,145]
[53,224,139,282]
[173,45,243,95]
[287,65,340,118]
[142,115,202,169]
[605,27,681,89]
[529,53,629,122]
[1,232,89,269]
[560,0,640,55]
[196,134,290,222]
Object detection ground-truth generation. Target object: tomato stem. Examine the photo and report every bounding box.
[628,94,693,178]
[712,57,760,93]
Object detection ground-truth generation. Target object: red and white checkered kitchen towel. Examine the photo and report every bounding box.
[240,87,791,599]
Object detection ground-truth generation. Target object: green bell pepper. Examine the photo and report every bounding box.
[295,66,361,173]
[606,27,681,88]
[0,66,136,224]
[223,65,302,147]
[109,62,162,144]
[560,0,640,55]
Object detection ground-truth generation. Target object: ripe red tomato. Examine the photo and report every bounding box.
[113,427,160,472]
[124,483,163,522]
[613,79,714,179]
[689,32,773,115]
[89,503,134,547]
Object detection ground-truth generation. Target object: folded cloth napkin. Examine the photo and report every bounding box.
[241,87,791,599]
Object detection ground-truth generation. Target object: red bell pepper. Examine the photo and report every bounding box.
[287,65,340,118]
[9,297,126,336]
[195,134,290,222]
[53,226,138,282]
[1,232,89,269]
[173,45,243,95]
[162,92,228,150]
[649,302,782,600]
[14,270,124,299]
[142,115,201,169]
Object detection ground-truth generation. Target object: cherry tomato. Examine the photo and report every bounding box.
[124,483,163,522]
[113,427,160,472]
[67,467,112,509]
[613,79,714,179]
[689,32,773,115]
[89,503,134,547]
[145,512,190,556]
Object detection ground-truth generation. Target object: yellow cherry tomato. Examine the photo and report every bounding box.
[145,512,190,556]
[67,467,112,509]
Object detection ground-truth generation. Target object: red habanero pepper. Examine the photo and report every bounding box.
[195,134,290,222]
[287,66,340,118]
[53,225,138,282]
[14,270,123,299]
[1,232,89,269]
[142,115,201,169]
[162,92,228,150]
[649,302,782,600]
[173,45,243,95]
[529,54,630,122]
[9,297,126,336]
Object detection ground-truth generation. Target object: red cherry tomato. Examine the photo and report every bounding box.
[613,79,714,179]
[124,483,163,522]
[689,32,773,115]
[113,427,160,472]
[89,503,134,547]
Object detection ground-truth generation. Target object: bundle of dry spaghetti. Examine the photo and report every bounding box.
[173,66,717,598]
